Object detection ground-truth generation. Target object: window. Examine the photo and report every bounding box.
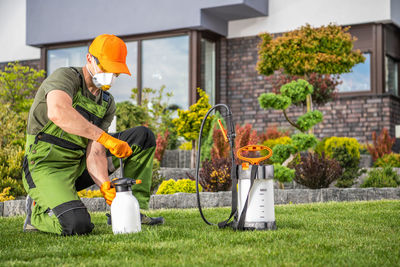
[47,46,87,75]
[337,53,371,93]
[142,35,189,110]
[201,38,216,106]
[385,55,398,96]
[45,32,216,109]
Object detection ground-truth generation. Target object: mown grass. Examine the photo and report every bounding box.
[0,200,399,267]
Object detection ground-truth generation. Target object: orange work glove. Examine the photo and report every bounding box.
[96,131,132,158]
[100,181,116,206]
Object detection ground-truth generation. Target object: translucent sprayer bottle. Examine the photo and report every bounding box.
[110,158,142,234]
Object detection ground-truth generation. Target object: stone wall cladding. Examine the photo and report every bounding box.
[3,199,25,217]
[161,150,191,168]
[224,36,400,148]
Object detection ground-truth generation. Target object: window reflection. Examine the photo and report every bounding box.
[338,53,371,92]
[47,46,87,75]
[385,55,398,96]
[142,35,189,110]
[201,38,216,106]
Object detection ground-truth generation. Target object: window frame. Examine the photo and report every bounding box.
[41,29,221,107]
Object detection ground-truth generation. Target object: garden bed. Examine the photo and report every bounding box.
[1,188,399,217]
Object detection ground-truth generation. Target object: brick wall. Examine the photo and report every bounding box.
[221,35,400,151]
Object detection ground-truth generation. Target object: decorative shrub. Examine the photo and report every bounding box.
[174,179,198,194]
[373,153,400,168]
[179,142,192,151]
[210,123,259,163]
[331,146,365,188]
[210,126,230,160]
[156,179,201,194]
[0,62,45,113]
[0,187,15,202]
[155,130,169,162]
[257,24,365,77]
[259,125,291,143]
[77,189,103,198]
[361,167,400,188]
[359,143,369,155]
[273,164,295,183]
[116,101,150,131]
[186,158,232,192]
[324,137,360,160]
[116,86,178,150]
[367,128,396,161]
[0,177,25,198]
[156,179,177,195]
[262,136,292,151]
[173,88,213,142]
[173,88,213,167]
[266,71,341,106]
[294,152,342,189]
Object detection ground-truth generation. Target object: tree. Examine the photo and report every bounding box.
[173,88,214,168]
[257,23,365,119]
[256,24,365,186]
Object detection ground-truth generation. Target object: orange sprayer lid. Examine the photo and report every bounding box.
[236,145,273,165]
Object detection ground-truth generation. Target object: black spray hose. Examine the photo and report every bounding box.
[196,104,236,226]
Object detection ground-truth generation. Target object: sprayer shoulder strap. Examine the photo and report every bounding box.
[218,164,239,229]
[236,164,258,230]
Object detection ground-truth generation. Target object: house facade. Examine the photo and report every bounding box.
[1,0,400,150]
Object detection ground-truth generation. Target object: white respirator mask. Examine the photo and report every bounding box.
[86,57,117,91]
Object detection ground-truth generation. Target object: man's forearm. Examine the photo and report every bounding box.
[86,141,109,187]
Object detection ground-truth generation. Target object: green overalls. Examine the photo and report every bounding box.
[22,68,155,235]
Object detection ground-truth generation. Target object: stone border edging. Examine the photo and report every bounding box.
[1,188,399,217]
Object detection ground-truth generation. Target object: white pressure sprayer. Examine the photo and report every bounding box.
[195,104,276,231]
[110,158,142,234]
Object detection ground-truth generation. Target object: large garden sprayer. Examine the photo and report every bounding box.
[195,104,277,230]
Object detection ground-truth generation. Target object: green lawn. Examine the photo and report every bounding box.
[0,200,399,266]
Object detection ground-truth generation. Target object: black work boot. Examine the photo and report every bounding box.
[140,213,165,226]
[23,195,38,232]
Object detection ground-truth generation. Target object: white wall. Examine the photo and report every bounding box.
[0,0,40,63]
[228,0,392,38]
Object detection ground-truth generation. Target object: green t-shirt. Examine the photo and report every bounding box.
[27,67,116,135]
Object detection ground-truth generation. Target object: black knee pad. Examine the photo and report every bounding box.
[53,200,94,236]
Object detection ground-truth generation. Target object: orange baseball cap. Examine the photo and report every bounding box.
[89,34,131,76]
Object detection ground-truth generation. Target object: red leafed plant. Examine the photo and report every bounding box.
[211,127,230,160]
[155,130,169,162]
[235,124,259,151]
[294,152,342,189]
[211,123,259,161]
[367,128,396,161]
[259,125,291,143]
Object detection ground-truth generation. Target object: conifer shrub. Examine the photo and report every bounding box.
[156,179,201,194]
[361,167,400,188]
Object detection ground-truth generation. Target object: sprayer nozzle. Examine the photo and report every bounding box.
[136,179,142,184]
